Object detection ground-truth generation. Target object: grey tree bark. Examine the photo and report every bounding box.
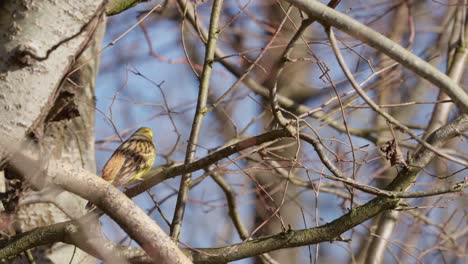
[0,1,106,262]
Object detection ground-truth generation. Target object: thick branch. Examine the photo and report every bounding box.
[387,114,468,192]
[187,113,468,263]
[326,26,467,167]
[174,0,380,143]
[2,136,191,264]
[185,196,396,263]
[283,0,468,113]
[0,216,143,263]
[1,113,465,263]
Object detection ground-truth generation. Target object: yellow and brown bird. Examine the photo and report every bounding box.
[86,127,156,209]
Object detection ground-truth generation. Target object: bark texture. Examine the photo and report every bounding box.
[0,1,106,262]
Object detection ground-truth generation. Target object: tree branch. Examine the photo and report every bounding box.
[1,113,465,263]
[171,0,225,240]
[126,129,289,197]
[283,0,468,113]
[1,135,191,264]
[0,216,144,263]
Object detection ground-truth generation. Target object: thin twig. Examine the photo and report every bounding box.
[326,27,468,167]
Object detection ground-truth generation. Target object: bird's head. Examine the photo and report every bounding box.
[135,127,153,138]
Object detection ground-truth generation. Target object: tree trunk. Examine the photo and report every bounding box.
[0,1,106,262]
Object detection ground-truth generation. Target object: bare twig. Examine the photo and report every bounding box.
[171,0,228,240]
[284,0,468,113]
[326,26,468,167]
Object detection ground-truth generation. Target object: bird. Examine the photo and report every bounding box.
[86,127,156,210]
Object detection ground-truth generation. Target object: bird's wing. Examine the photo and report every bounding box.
[102,153,126,184]
[113,154,146,186]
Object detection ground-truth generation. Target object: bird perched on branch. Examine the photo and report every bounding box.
[86,127,156,210]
